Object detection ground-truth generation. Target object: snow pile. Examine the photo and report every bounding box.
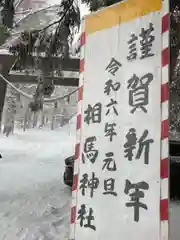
[0,124,75,240]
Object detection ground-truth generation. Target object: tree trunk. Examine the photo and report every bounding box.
[51,114,56,130]
[3,84,18,136]
[40,111,45,128]
[23,107,30,132]
[32,112,38,128]
[51,101,58,130]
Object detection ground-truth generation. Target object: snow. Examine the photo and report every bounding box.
[0,117,179,240]
[0,49,12,55]
[0,121,76,240]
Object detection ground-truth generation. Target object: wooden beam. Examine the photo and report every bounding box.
[0,54,80,72]
[0,54,80,87]
[7,73,79,87]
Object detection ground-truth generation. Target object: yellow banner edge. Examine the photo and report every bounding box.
[85,0,162,35]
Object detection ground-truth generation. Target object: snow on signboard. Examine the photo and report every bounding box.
[70,0,164,239]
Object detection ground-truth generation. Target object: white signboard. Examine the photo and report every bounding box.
[74,0,162,239]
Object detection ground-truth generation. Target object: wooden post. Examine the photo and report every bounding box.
[0,79,7,131]
[0,54,16,132]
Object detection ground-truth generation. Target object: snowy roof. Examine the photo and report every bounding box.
[1,3,60,49]
[0,49,12,55]
[14,4,60,32]
[15,0,50,11]
[1,1,81,56]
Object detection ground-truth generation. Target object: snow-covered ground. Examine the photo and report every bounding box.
[0,121,76,240]
[0,120,179,239]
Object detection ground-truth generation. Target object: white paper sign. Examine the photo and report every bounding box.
[75,2,162,240]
